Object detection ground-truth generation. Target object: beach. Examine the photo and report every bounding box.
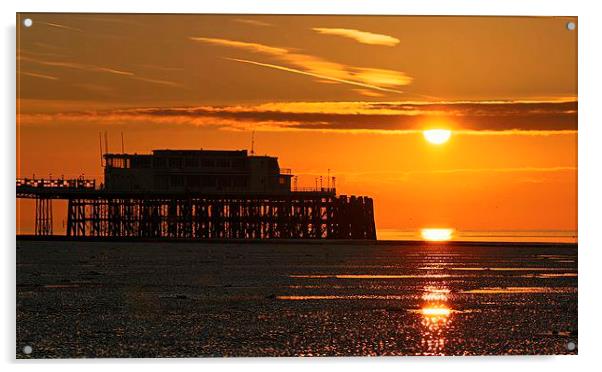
[16,240,577,357]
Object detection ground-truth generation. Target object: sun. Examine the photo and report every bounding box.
[423,129,452,145]
[421,228,454,242]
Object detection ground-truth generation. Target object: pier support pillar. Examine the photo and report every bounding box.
[34,197,53,236]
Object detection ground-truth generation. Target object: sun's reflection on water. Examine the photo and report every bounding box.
[417,285,452,355]
[422,306,451,317]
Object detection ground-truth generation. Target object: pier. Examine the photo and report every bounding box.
[17,149,376,240]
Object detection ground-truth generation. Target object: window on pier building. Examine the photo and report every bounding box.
[168,158,183,168]
[170,175,184,187]
[153,157,167,168]
[231,159,245,169]
[184,158,199,168]
[131,157,151,168]
[107,157,130,169]
[217,159,230,168]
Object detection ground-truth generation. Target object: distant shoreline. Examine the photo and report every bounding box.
[15,235,577,247]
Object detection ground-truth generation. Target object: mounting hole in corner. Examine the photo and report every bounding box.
[566,21,576,31]
[566,341,577,351]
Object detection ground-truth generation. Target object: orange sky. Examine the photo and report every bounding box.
[16,14,577,236]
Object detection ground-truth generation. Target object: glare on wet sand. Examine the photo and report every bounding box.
[17,240,577,357]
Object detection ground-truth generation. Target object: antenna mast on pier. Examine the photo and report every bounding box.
[99,132,104,167]
[104,131,109,155]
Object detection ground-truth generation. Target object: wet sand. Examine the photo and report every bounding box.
[16,240,577,358]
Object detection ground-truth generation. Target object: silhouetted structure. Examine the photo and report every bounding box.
[17,149,376,240]
[104,150,293,194]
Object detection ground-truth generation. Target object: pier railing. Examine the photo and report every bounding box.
[17,177,96,190]
[293,187,336,193]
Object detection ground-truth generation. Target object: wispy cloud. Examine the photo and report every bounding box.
[18,48,67,59]
[226,58,403,94]
[18,100,577,134]
[39,21,83,32]
[19,55,133,76]
[312,28,400,46]
[189,37,288,55]
[20,71,59,81]
[233,19,272,27]
[189,36,411,94]
[19,54,181,87]
[128,75,181,87]
[352,89,386,97]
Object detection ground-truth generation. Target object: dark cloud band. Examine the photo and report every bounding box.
[19,100,577,132]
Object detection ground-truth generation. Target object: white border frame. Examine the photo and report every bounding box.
[3,1,600,370]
